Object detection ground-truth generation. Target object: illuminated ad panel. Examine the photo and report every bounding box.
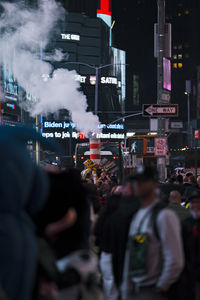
[112,47,126,104]
[97,0,112,27]
[1,49,19,102]
[163,57,171,91]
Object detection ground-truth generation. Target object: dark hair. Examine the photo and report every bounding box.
[176,174,183,184]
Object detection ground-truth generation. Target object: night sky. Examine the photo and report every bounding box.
[112,1,158,110]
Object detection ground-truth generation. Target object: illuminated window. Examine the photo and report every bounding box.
[173,63,177,69]
[178,45,182,49]
[173,54,177,60]
[185,9,189,15]
[178,12,182,17]
[178,63,183,68]
[178,54,182,59]
[173,45,177,50]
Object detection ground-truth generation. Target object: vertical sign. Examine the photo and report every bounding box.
[195,130,199,139]
[155,138,167,156]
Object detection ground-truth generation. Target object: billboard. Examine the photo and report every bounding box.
[111,47,126,111]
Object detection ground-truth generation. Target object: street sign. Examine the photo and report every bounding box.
[155,138,167,156]
[161,92,171,103]
[143,104,178,117]
[171,122,183,129]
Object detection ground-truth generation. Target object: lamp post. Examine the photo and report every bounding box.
[185,80,192,148]
[184,91,191,148]
[64,62,121,115]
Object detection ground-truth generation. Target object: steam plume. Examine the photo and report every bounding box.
[0,0,100,135]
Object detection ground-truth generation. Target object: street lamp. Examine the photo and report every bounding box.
[64,61,127,115]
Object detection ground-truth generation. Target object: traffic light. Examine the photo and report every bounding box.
[78,132,85,139]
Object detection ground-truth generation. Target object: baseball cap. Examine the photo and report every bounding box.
[188,190,200,201]
[130,166,159,182]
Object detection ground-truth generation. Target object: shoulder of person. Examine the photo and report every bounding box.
[156,207,180,224]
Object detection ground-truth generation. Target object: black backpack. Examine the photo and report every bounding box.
[151,203,196,300]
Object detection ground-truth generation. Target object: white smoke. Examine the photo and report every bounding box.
[0,0,100,135]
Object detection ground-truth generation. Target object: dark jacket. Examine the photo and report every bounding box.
[168,203,191,221]
[110,196,140,287]
[94,194,121,253]
[182,216,200,281]
[0,139,48,300]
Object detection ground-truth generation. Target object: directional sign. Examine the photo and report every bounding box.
[143,104,178,117]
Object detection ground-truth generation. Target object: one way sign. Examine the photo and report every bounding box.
[142,104,179,117]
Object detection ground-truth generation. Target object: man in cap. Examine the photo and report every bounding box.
[119,166,184,300]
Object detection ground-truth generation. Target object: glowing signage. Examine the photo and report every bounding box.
[101,77,117,84]
[44,121,76,129]
[97,0,112,16]
[74,75,87,83]
[98,123,124,130]
[42,131,125,140]
[6,103,16,110]
[44,121,124,130]
[61,33,80,41]
[97,0,112,28]
[163,57,171,91]
[74,75,118,85]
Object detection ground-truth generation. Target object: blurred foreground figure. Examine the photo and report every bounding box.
[112,166,184,300]
[35,169,104,300]
[0,126,49,300]
[182,190,200,300]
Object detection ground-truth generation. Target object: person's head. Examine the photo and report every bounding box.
[184,172,193,184]
[100,171,106,179]
[174,175,183,185]
[197,176,200,187]
[189,190,200,219]
[121,176,135,196]
[188,175,197,185]
[169,190,182,204]
[131,166,159,201]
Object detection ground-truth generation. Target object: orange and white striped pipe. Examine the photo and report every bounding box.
[90,138,101,166]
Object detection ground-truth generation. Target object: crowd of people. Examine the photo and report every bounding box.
[2,126,200,300]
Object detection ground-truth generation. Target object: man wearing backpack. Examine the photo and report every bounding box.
[115,166,184,300]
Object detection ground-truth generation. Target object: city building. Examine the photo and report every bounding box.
[167,0,200,123]
[41,0,127,156]
[112,0,200,142]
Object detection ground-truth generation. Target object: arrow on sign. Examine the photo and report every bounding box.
[145,105,157,116]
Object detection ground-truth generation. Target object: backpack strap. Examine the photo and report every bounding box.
[151,202,167,240]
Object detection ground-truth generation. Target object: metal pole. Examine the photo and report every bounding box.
[94,67,99,115]
[35,114,40,165]
[157,0,166,182]
[187,93,190,148]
